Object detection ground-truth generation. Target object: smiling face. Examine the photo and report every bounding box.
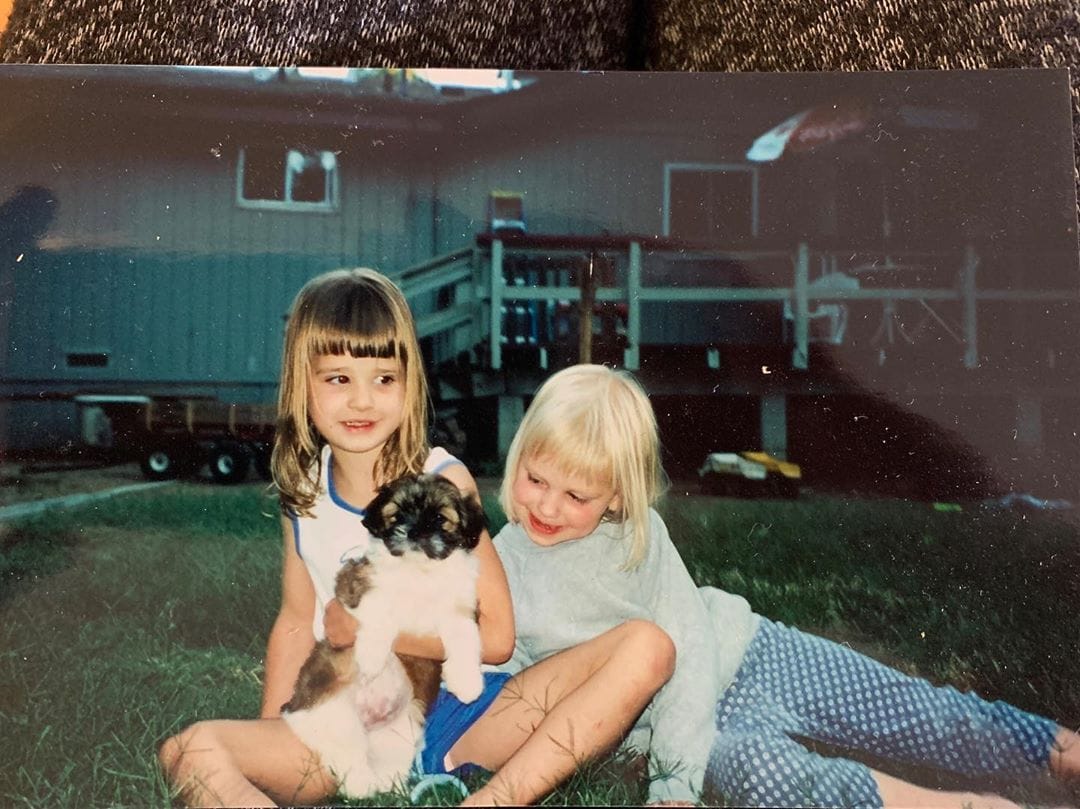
[307,354,406,459]
[510,454,622,547]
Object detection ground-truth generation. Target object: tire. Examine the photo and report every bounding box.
[139,440,194,481]
[208,442,251,484]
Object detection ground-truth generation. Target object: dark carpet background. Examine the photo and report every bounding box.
[2,0,1078,207]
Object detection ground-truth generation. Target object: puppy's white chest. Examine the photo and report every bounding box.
[361,548,478,631]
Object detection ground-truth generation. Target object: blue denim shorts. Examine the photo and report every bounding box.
[419,671,511,776]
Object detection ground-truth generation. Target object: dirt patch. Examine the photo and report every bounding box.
[0,462,150,508]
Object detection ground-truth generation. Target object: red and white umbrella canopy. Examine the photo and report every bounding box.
[747,101,975,163]
[746,100,873,162]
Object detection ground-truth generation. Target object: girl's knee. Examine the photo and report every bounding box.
[159,726,190,773]
[618,619,676,685]
[158,720,216,774]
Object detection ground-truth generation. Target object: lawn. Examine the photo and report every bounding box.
[1,480,1078,807]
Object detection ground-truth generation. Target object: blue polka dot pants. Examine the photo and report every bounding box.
[705,618,1057,808]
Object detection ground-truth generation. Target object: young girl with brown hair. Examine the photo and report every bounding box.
[158,268,515,806]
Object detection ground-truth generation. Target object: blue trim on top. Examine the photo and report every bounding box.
[327,456,367,516]
[290,512,302,559]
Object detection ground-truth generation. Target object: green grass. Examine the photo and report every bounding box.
[1,483,1079,806]
[663,496,1080,724]
[0,485,281,809]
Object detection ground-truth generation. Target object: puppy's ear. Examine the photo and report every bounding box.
[361,484,396,537]
[458,491,487,549]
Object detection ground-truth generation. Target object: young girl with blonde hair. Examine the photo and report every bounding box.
[450,364,1080,807]
[158,268,515,807]
[299,369,682,805]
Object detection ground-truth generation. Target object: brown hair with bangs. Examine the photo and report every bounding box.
[271,268,429,515]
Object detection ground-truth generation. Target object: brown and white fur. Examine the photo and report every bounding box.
[281,473,486,799]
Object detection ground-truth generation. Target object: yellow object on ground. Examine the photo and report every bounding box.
[740,452,802,480]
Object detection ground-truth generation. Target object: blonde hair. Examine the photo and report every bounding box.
[498,364,666,570]
[272,268,429,515]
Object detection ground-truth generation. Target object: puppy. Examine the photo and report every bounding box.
[281,473,487,799]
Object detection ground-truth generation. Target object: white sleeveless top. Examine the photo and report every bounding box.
[289,443,464,640]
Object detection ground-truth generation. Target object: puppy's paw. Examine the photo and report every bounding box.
[443,663,484,703]
[355,657,384,683]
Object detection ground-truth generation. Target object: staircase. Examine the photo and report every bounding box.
[395,245,487,368]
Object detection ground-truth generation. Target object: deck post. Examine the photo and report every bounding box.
[624,241,641,370]
[792,242,809,370]
[490,238,504,370]
[578,251,595,363]
[761,393,788,460]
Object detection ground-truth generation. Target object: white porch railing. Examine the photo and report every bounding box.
[396,236,1077,373]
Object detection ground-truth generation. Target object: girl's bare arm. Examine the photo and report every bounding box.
[259,516,317,718]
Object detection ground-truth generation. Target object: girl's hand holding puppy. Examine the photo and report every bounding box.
[323,597,358,648]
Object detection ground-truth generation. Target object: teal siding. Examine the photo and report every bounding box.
[6,248,339,388]
[431,129,753,253]
[1,119,437,405]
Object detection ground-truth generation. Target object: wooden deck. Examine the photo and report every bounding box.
[399,232,1077,402]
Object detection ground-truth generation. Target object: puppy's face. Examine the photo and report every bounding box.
[362,473,485,560]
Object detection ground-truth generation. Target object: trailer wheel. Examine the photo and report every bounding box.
[209,442,251,484]
[140,440,194,481]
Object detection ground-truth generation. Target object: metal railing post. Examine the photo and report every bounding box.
[792,242,809,370]
[490,238,504,370]
[624,241,641,370]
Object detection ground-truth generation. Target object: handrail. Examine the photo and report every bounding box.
[394,247,483,351]
[400,237,1078,375]
[398,263,473,302]
[476,237,1079,372]
[396,246,474,283]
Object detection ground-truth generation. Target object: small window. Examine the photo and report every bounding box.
[237,146,339,212]
[67,352,109,368]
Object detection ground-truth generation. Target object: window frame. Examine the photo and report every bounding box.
[662,162,760,240]
[235,146,341,213]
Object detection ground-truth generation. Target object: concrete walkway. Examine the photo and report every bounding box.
[0,481,172,522]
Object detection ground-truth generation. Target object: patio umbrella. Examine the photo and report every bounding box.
[746,100,976,163]
[746,98,980,358]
